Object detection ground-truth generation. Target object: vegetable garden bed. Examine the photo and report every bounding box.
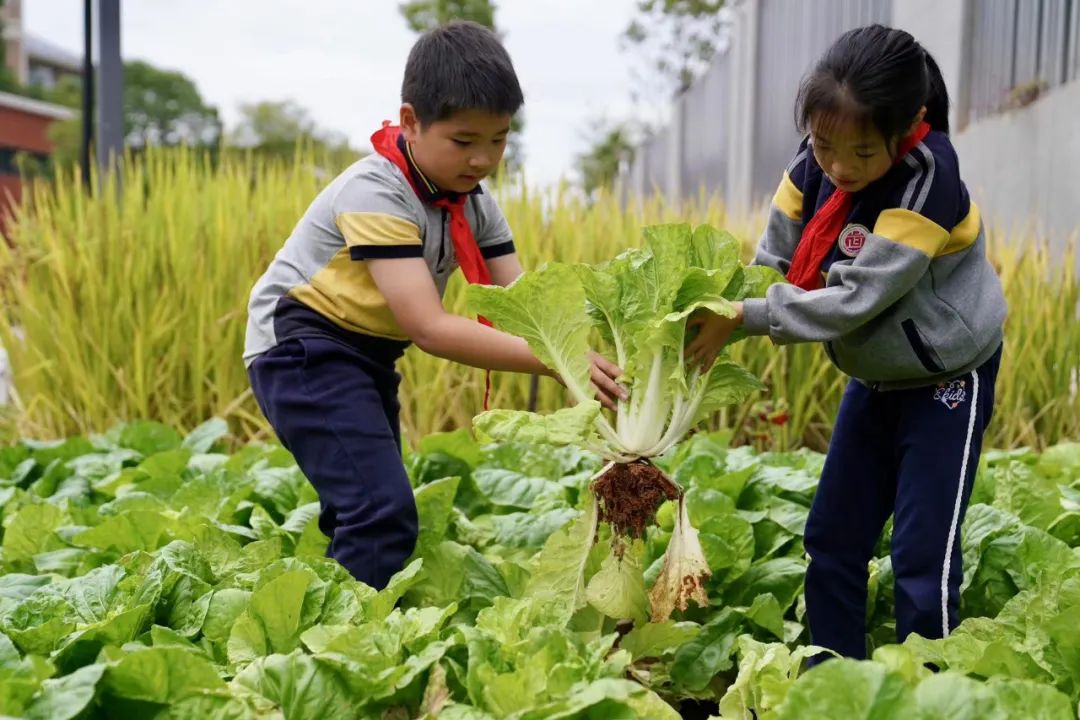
[0,418,1075,718]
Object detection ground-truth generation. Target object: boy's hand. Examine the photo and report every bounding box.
[588,352,627,411]
[685,303,744,371]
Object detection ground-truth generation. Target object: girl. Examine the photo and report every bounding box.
[686,25,1006,660]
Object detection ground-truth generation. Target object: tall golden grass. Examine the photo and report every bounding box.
[0,147,1075,451]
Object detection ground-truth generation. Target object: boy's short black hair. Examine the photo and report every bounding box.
[402,20,524,126]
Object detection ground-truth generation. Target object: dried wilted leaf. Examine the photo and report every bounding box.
[648,495,711,622]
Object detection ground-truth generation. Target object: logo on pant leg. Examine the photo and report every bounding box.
[933,379,967,410]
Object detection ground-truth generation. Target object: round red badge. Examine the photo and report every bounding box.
[838,224,868,257]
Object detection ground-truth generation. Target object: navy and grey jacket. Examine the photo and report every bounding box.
[742,132,1006,390]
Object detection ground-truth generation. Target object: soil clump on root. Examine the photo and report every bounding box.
[592,462,679,548]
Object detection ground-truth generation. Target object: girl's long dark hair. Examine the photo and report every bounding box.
[796,24,950,145]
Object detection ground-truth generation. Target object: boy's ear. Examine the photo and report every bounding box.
[400,103,421,142]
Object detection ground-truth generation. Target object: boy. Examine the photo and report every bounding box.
[244,21,624,589]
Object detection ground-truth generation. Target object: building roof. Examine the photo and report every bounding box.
[24,33,82,73]
[0,90,77,120]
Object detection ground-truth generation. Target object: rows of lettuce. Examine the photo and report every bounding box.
[0,420,1076,718]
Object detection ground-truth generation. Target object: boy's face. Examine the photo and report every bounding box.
[401,105,512,194]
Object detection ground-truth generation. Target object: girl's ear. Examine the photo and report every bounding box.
[891,106,928,155]
[907,105,928,135]
[400,103,421,143]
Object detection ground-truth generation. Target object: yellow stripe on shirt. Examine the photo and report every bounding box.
[336,212,421,248]
[873,208,950,258]
[938,203,981,256]
[772,172,803,222]
[288,247,408,340]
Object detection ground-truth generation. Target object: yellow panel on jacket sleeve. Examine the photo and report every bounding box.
[939,203,982,256]
[771,172,803,221]
[287,248,408,341]
[336,212,421,248]
[873,208,950,257]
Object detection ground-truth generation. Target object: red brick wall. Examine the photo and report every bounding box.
[0,102,65,230]
[0,106,58,154]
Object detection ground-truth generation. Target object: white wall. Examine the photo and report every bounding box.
[952,80,1080,254]
[891,0,971,131]
[895,0,1080,252]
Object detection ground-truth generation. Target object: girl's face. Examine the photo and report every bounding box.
[809,112,893,193]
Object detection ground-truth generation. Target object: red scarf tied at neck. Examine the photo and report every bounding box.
[785,121,931,291]
[370,121,495,408]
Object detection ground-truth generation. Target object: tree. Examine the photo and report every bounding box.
[399,0,495,32]
[45,113,81,169]
[44,60,220,172]
[398,0,525,175]
[0,0,17,92]
[575,119,636,198]
[622,0,730,102]
[123,60,221,147]
[227,99,356,167]
[48,76,81,107]
[229,100,316,150]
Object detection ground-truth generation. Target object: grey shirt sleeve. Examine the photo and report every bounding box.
[753,205,802,276]
[743,233,934,343]
[471,190,516,259]
[752,138,809,275]
[744,137,962,345]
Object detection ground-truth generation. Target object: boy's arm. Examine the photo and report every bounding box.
[486,252,524,287]
[473,193,520,287]
[368,257,541,372]
[368,257,625,407]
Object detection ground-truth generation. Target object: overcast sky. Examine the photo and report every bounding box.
[23,0,648,186]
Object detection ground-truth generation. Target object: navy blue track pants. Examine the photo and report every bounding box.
[805,345,1001,659]
[248,336,417,590]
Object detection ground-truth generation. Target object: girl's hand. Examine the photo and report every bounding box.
[686,304,744,370]
[588,352,627,411]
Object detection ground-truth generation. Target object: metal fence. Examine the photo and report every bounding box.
[622,0,1080,209]
[636,123,673,198]
[681,49,733,199]
[751,0,892,201]
[624,0,892,206]
[966,0,1080,123]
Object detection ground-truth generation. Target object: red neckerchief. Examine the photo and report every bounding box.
[786,121,932,291]
[371,121,494,408]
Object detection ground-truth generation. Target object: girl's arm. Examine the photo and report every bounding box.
[743,143,960,345]
[686,142,809,368]
[689,145,960,367]
[368,257,626,407]
[742,223,938,343]
[688,226,939,369]
[753,137,810,274]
